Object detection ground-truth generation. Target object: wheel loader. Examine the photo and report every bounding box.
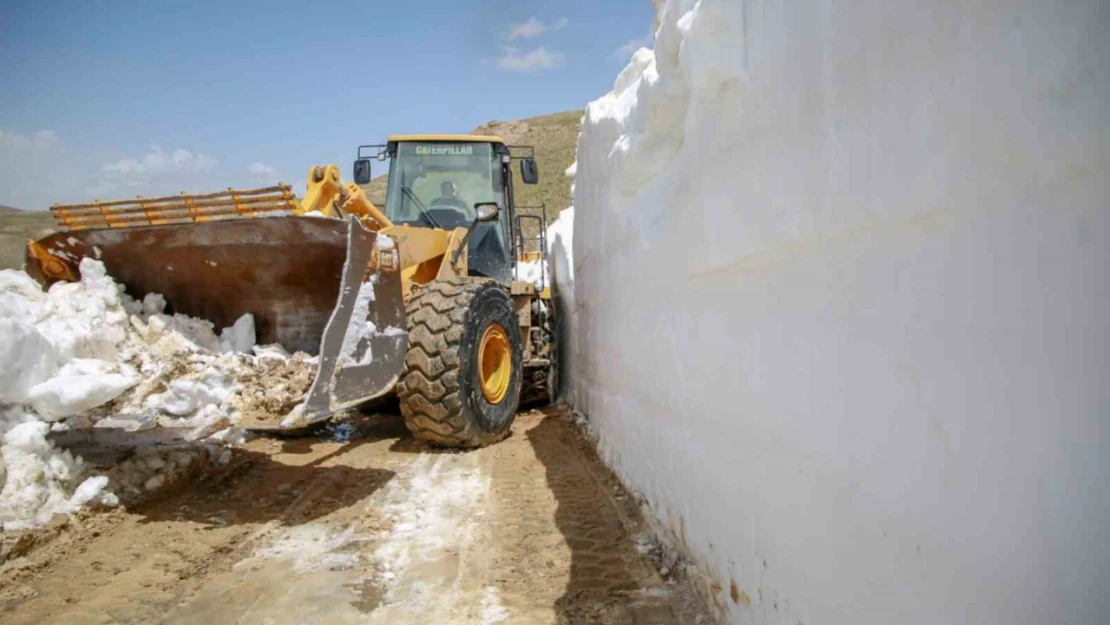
[24,135,558,448]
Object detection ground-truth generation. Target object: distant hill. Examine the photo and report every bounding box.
[0,206,56,271]
[472,110,580,219]
[359,110,581,235]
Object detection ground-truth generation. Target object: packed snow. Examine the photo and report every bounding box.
[252,524,363,573]
[339,276,378,366]
[565,0,1110,623]
[0,258,315,529]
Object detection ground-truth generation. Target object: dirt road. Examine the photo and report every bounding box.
[0,408,707,624]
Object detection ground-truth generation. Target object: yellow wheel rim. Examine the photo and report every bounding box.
[478,323,511,404]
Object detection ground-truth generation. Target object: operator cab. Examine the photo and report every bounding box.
[353,135,538,284]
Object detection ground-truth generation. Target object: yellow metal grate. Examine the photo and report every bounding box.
[50,185,299,231]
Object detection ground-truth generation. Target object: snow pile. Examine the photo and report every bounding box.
[0,406,115,530]
[0,258,315,529]
[568,0,1109,623]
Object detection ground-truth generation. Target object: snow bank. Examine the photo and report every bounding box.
[567,1,1109,623]
[0,258,313,529]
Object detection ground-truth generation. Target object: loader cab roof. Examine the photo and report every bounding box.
[387,134,505,145]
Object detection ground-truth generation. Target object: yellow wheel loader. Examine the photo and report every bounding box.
[25,135,558,448]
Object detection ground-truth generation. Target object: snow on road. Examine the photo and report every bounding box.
[0,412,705,625]
[366,452,494,624]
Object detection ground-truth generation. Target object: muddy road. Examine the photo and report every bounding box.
[0,409,707,625]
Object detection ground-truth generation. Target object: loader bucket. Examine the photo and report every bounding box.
[25,215,408,429]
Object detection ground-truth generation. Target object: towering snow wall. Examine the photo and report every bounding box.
[568,1,1109,623]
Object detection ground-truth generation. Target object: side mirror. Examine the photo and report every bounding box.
[520,158,539,185]
[474,202,500,222]
[353,158,372,185]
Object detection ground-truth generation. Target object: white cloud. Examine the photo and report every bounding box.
[0,129,61,155]
[0,129,280,209]
[506,17,568,41]
[93,145,219,197]
[101,145,216,177]
[248,162,278,180]
[497,46,564,72]
[615,35,653,61]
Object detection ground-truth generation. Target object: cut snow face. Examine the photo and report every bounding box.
[0,258,317,529]
[567,0,1110,623]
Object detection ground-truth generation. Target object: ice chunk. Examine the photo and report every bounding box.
[253,343,292,360]
[145,368,236,417]
[70,475,110,506]
[35,258,130,362]
[0,269,47,323]
[0,319,58,403]
[141,292,166,317]
[219,313,256,354]
[27,359,138,420]
[156,313,222,352]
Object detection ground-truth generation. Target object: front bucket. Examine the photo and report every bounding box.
[258,216,408,429]
[27,215,408,429]
[28,217,351,353]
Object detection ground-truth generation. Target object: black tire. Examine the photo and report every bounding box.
[397,277,523,447]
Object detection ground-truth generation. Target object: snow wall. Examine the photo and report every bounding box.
[564,0,1109,623]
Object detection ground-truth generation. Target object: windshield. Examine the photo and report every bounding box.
[384,142,505,234]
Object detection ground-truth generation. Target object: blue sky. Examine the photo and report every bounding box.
[0,0,656,209]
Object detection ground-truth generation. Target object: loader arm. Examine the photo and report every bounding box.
[296,164,394,231]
